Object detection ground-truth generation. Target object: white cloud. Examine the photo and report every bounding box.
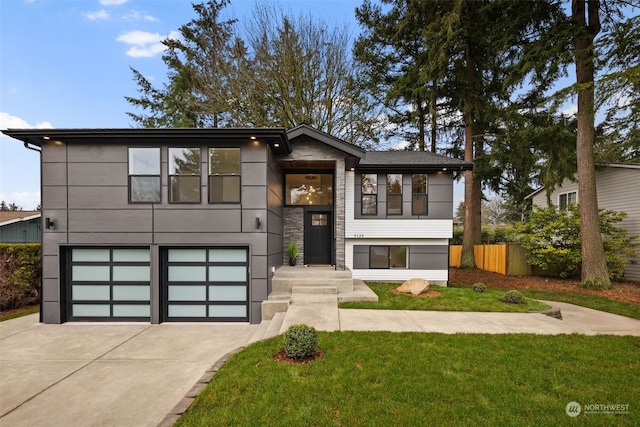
[116,30,180,58]
[84,9,110,21]
[561,104,578,117]
[123,10,158,22]
[0,112,53,130]
[100,0,128,5]
[0,191,41,211]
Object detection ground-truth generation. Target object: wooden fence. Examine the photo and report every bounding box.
[449,243,533,276]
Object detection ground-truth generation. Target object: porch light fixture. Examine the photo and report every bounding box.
[42,136,51,140]
[255,217,261,229]
[45,217,55,229]
[273,143,280,148]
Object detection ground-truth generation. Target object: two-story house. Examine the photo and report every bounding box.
[3,125,471,324]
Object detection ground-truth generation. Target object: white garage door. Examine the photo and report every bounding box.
[163,247,249,322]
[67,248,151,321]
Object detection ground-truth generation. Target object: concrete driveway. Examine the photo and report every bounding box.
[0,315,258,427]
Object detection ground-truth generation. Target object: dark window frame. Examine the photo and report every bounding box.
[411,174,428,216]
[386,173,403,215]
[369,245,409,269]
[361,173,378,215]
[128,147,161,204]
[169,147,202,204]
[284,171,335,206]
[208,147,241,204]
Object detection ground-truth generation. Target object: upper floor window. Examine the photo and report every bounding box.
[412,174,428,215]
[209,148,241,203]
[169,148,201,203]
[128,147,160,203]
[285,173,333,205]
[361,174,378,215]
[559,191,577,210]
[386,174,402,215]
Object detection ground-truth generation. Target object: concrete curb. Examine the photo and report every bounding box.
[156,346,247,427]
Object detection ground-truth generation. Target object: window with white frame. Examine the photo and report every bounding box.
[559,191,577,210]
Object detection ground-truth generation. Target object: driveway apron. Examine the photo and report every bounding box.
[0,315,258,427]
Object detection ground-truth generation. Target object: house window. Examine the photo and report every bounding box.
[387,174,402,215]
[361,174,378,215]
[285,174,334,205]
[128,148,161,203]
[412,174,428,215]
[370,246,408,269]
[559,191,577,210]
[209,148,241,203]
[169,148,201,203]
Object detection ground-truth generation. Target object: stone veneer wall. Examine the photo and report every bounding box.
[280,136,347,269]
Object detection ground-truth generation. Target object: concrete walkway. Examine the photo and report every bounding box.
[1,302,639,427]
[278,297,640,336]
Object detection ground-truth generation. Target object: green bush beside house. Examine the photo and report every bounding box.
[0,244,41,311]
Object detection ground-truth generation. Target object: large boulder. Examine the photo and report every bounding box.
[397,278,429,295]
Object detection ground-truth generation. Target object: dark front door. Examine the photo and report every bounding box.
[304,211,332,265]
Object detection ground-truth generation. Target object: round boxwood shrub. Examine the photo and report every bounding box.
[283,324,318,359]
[472,282,486,293]
[503,290,523,304]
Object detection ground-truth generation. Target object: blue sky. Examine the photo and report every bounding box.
[0,0,367,209]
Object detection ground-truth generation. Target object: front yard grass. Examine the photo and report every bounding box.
[176,333,640,426]
[0,306,38,322]
[517,289,640,320]
[339,282,551,312]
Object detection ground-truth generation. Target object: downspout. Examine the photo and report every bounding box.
[24,141,43,322]
[24,142,42,153]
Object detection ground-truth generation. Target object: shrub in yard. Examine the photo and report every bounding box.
[472,283,487,293]
[517,204,637,279]
[0,244,41,311]
[283,324,318,359]
[503,290,523,304]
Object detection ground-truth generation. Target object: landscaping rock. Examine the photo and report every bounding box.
[397,278,429,295]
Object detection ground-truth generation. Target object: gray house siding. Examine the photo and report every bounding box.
[530,165,640,281]
[39,138,274,324]
[354,171,453,219]
[352,244,448,270]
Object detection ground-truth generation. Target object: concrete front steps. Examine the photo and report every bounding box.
[259,266,378,332]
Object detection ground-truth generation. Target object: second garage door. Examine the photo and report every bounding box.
[162,247,249,322]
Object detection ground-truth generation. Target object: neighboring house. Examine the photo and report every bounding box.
[2,125,471,324]
[526,163,640,281]
[0,211,41,243]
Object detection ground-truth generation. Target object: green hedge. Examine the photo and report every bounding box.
[0,244,41,311]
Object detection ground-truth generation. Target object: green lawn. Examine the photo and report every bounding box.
[339,282,551,312]
[0,306,38,322]
[518,289,640,320]
[176,333,640,426]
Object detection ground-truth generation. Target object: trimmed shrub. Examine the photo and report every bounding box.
[503,290,523,304]
[0,244,41,311]
[472,283,487,293]
[283,324,318,359]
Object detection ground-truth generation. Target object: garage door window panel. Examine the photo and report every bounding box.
[68,248,151,321]
[164,247,249,321]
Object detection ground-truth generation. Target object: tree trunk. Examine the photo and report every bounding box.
[573,0,612,289]
[430,80,437,153]
[417,101,426,151]
[460,29,477,269]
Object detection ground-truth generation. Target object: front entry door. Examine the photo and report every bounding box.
[304,211,332,265]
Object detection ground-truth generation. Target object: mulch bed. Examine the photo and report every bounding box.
[272,349,325,364]
[449,267,640,305]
